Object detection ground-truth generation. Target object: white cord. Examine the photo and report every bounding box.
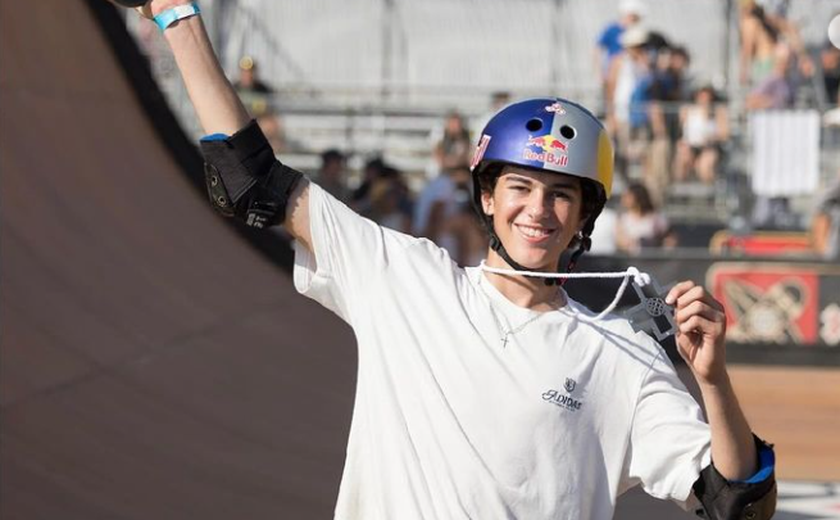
[479,261,651,322]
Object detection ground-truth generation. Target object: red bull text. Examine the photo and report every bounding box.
[523,134,569,167]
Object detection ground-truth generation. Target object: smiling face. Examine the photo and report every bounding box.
[481,166,584,271]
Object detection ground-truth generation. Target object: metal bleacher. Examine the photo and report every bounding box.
[125,0,840,224]
[127,0,733,175]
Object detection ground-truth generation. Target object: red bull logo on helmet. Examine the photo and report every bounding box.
[523,134,569,167]
[544,102,566,114]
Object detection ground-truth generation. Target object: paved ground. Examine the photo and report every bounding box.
[775,482,840,519]
[728,366,840,481]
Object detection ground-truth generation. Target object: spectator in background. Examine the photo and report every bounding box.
[811,171,840,260]
[745,42,794,109]
[669,47,693,99]
[643,44,693,204]
[422,164,486,266]
[234,56,274,116]
[234,56,285,151]
[490,91,512,110]
[316,149,348,202]
[433,111,472,175]
[755,0,815,78]
[649,45,692,105]
[234,55,273,95]
[606,26,654,181]
[823,38,840,126]
[416,111,474,257]
[820,39,840,106]
[615,182,677,254]
[673,85,729,185]
[351,156,387,210]
[413,163,480,264]
[473,91,512,139]
[362,169,413,234]
[740,1,799,109]
[352,158,414,227]
[739,2,780,89]
[644,43,688,205]
[595,0,645,103]
[413,161,463,254]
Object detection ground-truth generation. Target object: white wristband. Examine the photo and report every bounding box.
[153,2,201,32]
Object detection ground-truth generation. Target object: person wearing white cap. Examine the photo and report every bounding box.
[604,24,653,180]
[595,0,646,99]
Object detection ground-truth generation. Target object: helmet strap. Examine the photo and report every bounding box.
[488,226,592,287]
[488,233,533,274]
[557,233,591,286]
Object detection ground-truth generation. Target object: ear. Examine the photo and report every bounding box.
[481,189,495,216]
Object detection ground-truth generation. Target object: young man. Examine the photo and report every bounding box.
[123,1,777,518]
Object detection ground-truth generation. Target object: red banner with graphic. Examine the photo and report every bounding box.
[707,263,840,347]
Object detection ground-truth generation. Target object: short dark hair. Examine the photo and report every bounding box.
[321,149,345,165]
[672,46,690,62]
[626,182,655,214]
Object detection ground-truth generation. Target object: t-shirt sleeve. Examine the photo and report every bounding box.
[293,183,416,323]
[623,349,712,511]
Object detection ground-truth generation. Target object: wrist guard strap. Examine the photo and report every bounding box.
[693,435,777,520]
[200,120,302,228]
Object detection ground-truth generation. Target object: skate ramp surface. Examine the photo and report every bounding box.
[0,1,355,518]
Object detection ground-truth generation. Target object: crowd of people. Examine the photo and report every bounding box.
[596,0,838,225]
[226,0,839,264]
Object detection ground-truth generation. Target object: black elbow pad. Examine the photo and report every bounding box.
[693,436,777,520]
[200,120,302,228]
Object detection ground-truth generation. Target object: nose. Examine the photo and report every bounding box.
[526,188,551,220]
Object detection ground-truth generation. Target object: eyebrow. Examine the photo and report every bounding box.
[504,174,580,190]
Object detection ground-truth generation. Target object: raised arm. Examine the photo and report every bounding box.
[138,2,248,134]
[666,281,756,479]
[130,1,313,250]
[666,281,776,519]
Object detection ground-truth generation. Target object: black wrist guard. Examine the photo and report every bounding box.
[199,120,303,228]
[693,436,777,520]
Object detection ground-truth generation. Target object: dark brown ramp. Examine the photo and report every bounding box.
[0,1,355,518]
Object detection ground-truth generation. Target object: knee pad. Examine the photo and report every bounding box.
[200,120,303,228]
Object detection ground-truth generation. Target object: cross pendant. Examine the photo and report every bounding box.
[501,333,510,348]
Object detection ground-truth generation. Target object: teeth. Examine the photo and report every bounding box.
[518,225,551,238]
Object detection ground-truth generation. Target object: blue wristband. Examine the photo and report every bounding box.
[153,2,201,32]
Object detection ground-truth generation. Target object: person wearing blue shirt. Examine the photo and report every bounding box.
[595,0,645,98]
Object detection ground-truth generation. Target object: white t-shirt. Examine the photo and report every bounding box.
[294,183,711,520]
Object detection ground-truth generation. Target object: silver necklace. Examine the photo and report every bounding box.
[480,277,561,348]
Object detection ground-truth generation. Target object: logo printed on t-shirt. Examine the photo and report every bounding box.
[542,378,583,411]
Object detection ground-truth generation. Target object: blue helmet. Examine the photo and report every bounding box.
[470,97,615,275]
